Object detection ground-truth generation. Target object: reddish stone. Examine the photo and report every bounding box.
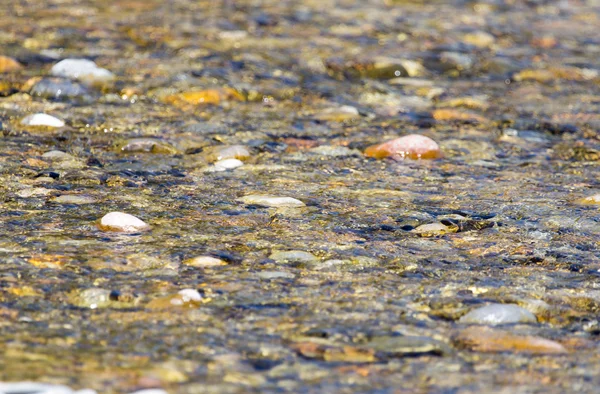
[364,134,442,160]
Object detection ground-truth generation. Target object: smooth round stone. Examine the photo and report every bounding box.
[50,58,114,82]
[21,113,64,127]
[205,158,244,172]
[458,303,537,325]
[146,288,203,309]
[269,250,318,264]
[128,390,169,394]
[365,134,442,160]
[98,212,150,232]
[237,194,305,208]
[50,195,97,204]
[74,288,111,309]
[183,255,227,267]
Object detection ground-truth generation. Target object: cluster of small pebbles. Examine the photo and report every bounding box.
[1,0,600,392]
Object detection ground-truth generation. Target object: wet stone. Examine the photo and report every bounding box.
[29,77,94,101]
[0,382,96,394]
[365,134,442,160]
[0,56,23,72]
[269,250,318,264]
[20,113,64,128]
[363,335,452,356]
[98,212,150,233]
[50,58,114,83]
[454,326,567,355]
[256,270,295,280]
[237,194,305,208]
[577,194,600,205]
[413,222,457,237]
[117,138,179,154]
[183,255,227,268]
[458,303,537,325]
[204,145,251,163]
[50,195,97,204]
[146,288,203,310]
[204,158,244,172]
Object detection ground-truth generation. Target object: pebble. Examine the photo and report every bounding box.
[237,194,305,208]
[146,288,203,309]
[0,382,96,394]
[453,326,567,354]
[98,212,150,232]
[309,145,359,157]
[458,303,537,325]
[20,113,65,128]
[29,77,93,101]
[364,335,452,356]
[118,138,179,154]
[314,105,361,122]
[42,150,73,160]
[256,271,295,280]
[364,134,442,160]
[204,145,251,162]
[72,288,111,309]
[50,195,97,204]
[128,390,168,394]
[412,222,456,237]
[16,187,53,198]
[183,255,227,267]
[577,194,600,205]
[269,250,318,264]
[50,58,115,83]
[0,56,23,72]
[205,158,244,172]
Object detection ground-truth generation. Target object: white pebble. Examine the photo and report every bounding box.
[458,303,537,325]
[177,288,203,302]
[50,58,114,82]
[237,194,305,208]
[0,382,97,394]
[98,212,150,232]
[21,113,65,128]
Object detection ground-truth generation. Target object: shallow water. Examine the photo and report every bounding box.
[1,0,600,392]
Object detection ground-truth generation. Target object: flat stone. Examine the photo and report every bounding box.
[365,134,442,160]
[204,145,251,162]
[454,326,567,354]
[237,194,305,208]
[50,195,97,204]
[21,113,65,127]
[146,288,203,310]
[364,335,452,356]
[98,212,150,232]
[256,271,296,279]
[413,222,457,237]
[458,303,537,325]
[118,138,179,154]
[42,150,73,160]
[309,145,359,157]
[269,250,318,264]
[50,58,114,83]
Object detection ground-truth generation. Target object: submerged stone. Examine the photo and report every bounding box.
[269,250,318,264]
[413,222,456,237]
[50,58,115,83]
[576,194,600,205]
[50,195,97,204]
[0,56,23,72]
[146,288,203,310]
[183,255,227,267]
[204,145,251,162]
[237,194,305,208]
[29,77,94,101]
[21,113,64,127]
[365,134,442,160]
[454,326,567,354]
[117,138,179,154]
[98,212,150,233]
[458,304,537,325]
[0,382,96,394]
[205,158,244,172]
